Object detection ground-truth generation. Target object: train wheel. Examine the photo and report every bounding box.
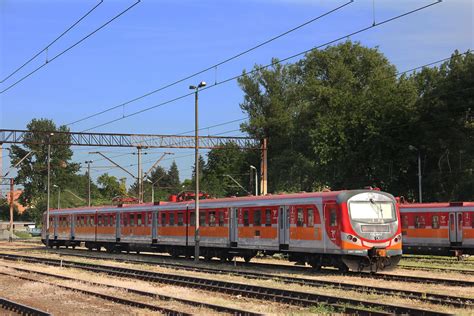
[338,264,349,273]
[244,255,252,263]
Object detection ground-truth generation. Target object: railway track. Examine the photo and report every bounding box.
[0,253,457,315]
[0,297,50,316]
[36,249,474,308]
[402,256,474,266]
[45,246,474,287]
[0,270,191,316]
[0,264,258,316]
[398,264,474,275]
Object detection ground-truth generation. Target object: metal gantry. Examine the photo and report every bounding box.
[0,129,259,149]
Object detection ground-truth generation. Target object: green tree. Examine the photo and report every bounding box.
[238,41,419,194]
[97,173,122,200]
[10,119,79,217]
[409,51,474,201]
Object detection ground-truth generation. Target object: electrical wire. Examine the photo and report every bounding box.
[66,1,353,126]
[0,0,141,94]
[0,0,104,84]
[79,1,443,133]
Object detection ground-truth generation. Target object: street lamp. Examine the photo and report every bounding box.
[409,145,422,203]
[46,132,54,247]
[85,160,93,207]
[250,165,258,196]
[146,174,166,204]
[189,81,206,262]
[145,179,155,204]
[53,184,60,209]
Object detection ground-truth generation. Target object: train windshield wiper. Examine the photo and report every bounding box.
[369,198,383,220]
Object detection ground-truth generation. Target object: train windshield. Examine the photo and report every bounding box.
[349,200,396,223]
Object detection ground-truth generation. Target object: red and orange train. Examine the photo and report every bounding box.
[42,189,402,272]
[400,201,474,256]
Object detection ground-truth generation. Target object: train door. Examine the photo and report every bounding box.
[115,212,121,242]
[449,212,463,245]
[324,202,341,248]
[70,214,75,240]
[278,206,290,250]
[229,207,238,247]
[152,211,158,241]
[53,216,58,239]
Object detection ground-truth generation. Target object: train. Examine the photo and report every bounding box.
[400,201,474,256]
[42,189,402,272]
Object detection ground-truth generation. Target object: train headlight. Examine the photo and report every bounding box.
[347,235,353,240]
[352,237,358,242]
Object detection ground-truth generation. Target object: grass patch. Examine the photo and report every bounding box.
[308,303,338,314]
[14,231,32,239]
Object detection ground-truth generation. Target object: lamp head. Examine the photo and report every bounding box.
[189,85,196,90]
[198,81,206,88]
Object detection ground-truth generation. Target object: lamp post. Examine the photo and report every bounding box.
[46,132,54,246]
[53,184,60,209]
[146,174,166,204]
[189,81,206,262]
[146,179,155,204]
[409,145,422,203]
[250,165,258,196]
[85,160,93,207]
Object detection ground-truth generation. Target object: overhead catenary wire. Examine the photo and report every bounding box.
[0,0,141,94]
[80,1,443,133]
[0,0,104,84]
[66,1,354,127]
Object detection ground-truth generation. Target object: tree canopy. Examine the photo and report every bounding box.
[238,42,473,201]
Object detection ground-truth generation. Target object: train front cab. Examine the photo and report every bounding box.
[337,191,402,272]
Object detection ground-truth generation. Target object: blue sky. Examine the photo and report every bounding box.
[0,0,472,187]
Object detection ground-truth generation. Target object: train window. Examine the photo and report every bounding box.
[415,215,425,228]
[170,213,175,226]
[90,216,95,226]
[265,209,271,227]
[402,215,409,229]
[123,214,128,227]
[80,216,84,226]
[190,212,195,226]
[432,215,439,229]
[98,215,102,226]
[178,213,184,226]
[209,211,216,227]
[76,216,80,226]
[307,208,314,227]
[200,213,206,227]
[218,211,225,227]
[161,213,166,227]
[243,210,249,227]
[130,214,135,226]
[254,210,262,226]
[137,214,142,226]
[330,209,337,226]
[297,208,304,227]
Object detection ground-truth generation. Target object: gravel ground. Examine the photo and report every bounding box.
[0,273,158,315]
[0,261,302,315]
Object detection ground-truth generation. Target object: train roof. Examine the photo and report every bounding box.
[399,201,474,208]
[47,189,395,214]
